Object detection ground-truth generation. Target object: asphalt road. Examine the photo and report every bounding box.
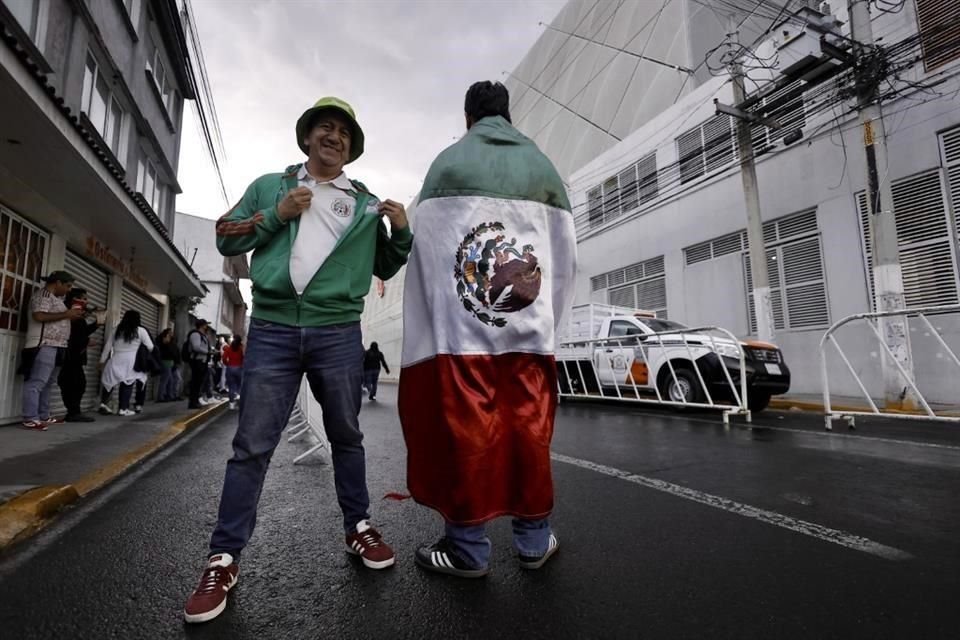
[1,386,958,639]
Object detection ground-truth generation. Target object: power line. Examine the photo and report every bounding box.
[503,71,621,141]
[512,0,626,126]
[537,21,695,74]
[508,0,602,111]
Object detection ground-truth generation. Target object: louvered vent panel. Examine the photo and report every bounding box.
[637,153,658,204]
[685,242,712,265]
[618,164,639,214]
[590,274,608,292]
[917,0,960,71]
[900,243,959,307]
[609,285,636,309]
[703,115,735,174]
[677,126,704,183]
[782,237,824,286]
[623,262,645,283]
[786,283,830,327]
[608,268,626,287]
[713,232,743,257]
[943,126,960,165]
[644,255,665,276]
[636,278,667,311]
[777,210,817,241]
[891,171,949,244]
[602,176,620,222]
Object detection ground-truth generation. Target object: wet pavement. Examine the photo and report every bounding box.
[0,386,958,639]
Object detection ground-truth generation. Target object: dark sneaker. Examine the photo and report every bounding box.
[65,413,95,423]
[517,533,559,570]
[345,520,395,569]
[183,554,239,624]
[414,538,489,578]
[21,420,47,432]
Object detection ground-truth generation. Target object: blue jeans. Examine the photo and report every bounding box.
[445,518,552,569]
[362,369,379,398]
[209,320,369,561]
[225,366,243,401]
[157,363,174,401]
[22,346,60,421]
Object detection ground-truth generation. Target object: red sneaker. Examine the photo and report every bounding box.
[345,520,395,569]
[183,554,239,624]
[21,421,48,431]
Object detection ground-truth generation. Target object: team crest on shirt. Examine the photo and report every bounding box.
[453,221,541,328]
[331,198,353,218]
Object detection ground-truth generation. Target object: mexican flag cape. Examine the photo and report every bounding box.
[398,116,577,525]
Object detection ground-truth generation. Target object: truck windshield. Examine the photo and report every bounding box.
[642,318,688,332]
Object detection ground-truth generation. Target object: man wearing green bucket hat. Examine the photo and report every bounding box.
[184,97,411,624]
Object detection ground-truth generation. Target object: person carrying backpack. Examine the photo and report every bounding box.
[182,319,211,410]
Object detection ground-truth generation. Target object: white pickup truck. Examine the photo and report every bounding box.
[555,303,790,412]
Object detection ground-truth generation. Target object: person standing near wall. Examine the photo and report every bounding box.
[58,287,104,422]
[156,328,181,402]
[185,319,211,410]
[99,310,154,416]
[21,271,82,431]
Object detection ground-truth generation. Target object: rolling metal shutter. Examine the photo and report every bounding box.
[120,285,162,400]
[56,251,110,414]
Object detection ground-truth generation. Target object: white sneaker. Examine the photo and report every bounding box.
[98,403,113,415]
[198,398,210,406]
[118,409,135,417]
[229,401,237,410]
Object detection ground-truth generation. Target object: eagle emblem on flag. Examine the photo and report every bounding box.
[454,221,541,328]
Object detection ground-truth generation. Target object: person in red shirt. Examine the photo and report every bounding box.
[221,336,244,410]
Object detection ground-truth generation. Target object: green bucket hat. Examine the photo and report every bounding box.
[295,97,365,163]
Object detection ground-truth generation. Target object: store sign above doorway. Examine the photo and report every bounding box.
[84,236,149,291]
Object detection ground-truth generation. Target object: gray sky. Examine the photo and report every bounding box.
[175,0,566,221]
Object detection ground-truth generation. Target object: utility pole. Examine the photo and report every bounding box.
[728,36,776,343]
[848,0,917,410]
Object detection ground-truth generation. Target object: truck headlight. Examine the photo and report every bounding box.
[714,344,742,359]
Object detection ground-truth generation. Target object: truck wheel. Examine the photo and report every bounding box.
[658,367,704,407]
[748,391,772,412]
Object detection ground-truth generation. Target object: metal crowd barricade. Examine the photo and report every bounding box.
[556,326,751,424]
[288,382,327,464]
[819,304,960,430]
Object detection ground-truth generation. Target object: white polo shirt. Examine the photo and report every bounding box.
[289,166,358,294]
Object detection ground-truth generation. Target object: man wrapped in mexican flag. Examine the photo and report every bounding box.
[399,81,577,577]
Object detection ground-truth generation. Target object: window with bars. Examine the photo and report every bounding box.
[0,207,48,332]
[858,166,960,310]
[917,0,960,71]
[678,115,736,185]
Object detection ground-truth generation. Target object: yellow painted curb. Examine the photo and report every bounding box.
[0,485,79,548]
[0,402,228,552]
[72,402,228,497]
[768,398,960,417]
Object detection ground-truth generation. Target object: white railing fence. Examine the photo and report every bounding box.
[287,382,328,464]
[819,304,960,430]
[556,326,752,424]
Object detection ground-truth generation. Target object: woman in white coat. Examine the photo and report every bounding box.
[99,310,154,416]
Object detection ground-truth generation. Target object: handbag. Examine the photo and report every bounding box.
[134,343,164,375]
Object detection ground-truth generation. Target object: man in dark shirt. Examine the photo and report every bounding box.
[58,288,103,422]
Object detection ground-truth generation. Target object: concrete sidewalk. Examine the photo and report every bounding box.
[0,400,228,551]
[770,393,960,416]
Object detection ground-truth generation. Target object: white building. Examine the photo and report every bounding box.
[362,0,960,404]
[173,212,248,338]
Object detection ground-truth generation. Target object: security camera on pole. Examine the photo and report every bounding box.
[848,0,917,410]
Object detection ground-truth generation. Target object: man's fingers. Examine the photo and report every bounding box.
[216,212,264,236]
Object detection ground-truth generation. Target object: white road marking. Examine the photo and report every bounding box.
[551,452,913,561]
